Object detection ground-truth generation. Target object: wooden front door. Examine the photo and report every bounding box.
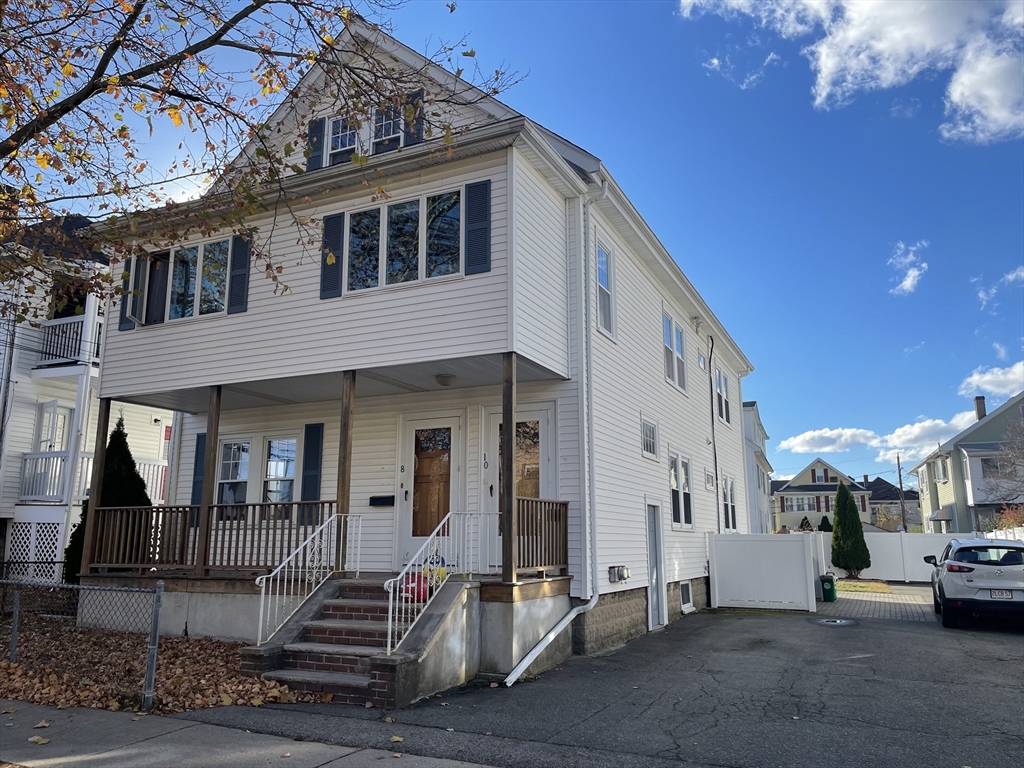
[397,414,462,567]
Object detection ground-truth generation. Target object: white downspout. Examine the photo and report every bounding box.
[505,177,607,686]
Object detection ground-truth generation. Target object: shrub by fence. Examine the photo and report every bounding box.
[0,579,163,709]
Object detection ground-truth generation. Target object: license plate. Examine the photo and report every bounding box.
[990,589,1012,599]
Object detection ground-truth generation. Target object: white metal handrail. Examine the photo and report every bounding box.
[384,512,483,655]
[254,512,362,645]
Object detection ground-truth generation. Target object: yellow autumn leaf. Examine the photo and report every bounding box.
[390,736,404,743]
[28,736,50,744]
[167,107,183,127]
[61,61,75,78]
[35,153,50,169]
[326,252,336,265]
[107,74,120,86]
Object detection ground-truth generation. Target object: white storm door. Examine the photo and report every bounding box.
[396,414,463,568]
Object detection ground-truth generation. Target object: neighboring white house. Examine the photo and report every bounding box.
[911,393,1024,533]
[78,20,753,699]
[742,401,772,533]
[0,218,174,580]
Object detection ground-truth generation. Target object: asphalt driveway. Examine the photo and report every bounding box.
[181,610,1024,768]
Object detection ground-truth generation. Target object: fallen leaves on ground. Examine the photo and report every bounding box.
[0,615,329,713]
[390,736,404,743]
[33,720,49,728]
[27,735,50,744]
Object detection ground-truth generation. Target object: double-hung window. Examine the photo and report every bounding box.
[662,314,687,390]
[729,480,737,530]
[329,117,358,166]
[641,417,659,460]
[813,468,825,483]
[935,458,949,482]
[715,368,731,424]
[670,455,693,529]
[262,437,297,519]
[721,477,732,530]
[597,244,613,335]
[218,441,251,518]
[346,191,462,292]
[169,239,229,320]
[373,105,402,154]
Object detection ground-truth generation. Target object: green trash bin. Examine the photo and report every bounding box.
[820,572,837,602]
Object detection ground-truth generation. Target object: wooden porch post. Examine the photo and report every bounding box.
[501,352,517,583]
[193,385,221,577]
[336,370,356,571]
[78,396,111,578]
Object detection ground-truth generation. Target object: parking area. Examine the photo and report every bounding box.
[817,583,933,621]
[182,608,1024,768]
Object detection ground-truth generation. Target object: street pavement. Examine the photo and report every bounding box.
[178,610,1024,768]
[0,699,495,768]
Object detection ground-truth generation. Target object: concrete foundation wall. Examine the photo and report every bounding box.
[571,587,648,655]
[479,593,571,675]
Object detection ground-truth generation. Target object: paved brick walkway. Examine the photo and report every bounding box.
[817,587,934,621]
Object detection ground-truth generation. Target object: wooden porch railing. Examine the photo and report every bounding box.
[86,501,351,576]
[89,505,198,571]
[515,497,569,579]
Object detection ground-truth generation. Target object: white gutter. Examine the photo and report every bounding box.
[505,178,607,686]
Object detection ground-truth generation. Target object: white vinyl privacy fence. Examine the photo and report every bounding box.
[986,527,1024,542]
[708,534,817,612]
[709,531,984,612]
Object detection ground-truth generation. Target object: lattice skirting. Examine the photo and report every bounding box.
[4,520,64,582]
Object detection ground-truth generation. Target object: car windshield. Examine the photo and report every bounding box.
[952,547,1024,566]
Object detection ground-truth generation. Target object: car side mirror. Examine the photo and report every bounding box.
[923,555,937,566]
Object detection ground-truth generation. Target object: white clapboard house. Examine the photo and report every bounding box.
[0,216,173,581]
[80,21,753,707]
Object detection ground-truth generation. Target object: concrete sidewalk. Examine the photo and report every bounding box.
[0,699,495,768]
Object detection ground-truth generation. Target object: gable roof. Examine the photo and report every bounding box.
[865,476,919,502]
[910,391,1024,473]
[774,457,866,494]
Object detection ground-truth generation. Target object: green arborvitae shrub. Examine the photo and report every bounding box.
[63,416,152,583]
[831,482,871,578]
[818,515,833,532]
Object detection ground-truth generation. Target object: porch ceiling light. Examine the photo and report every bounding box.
[435,373,457,387]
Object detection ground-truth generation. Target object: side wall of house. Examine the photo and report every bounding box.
[99,153,510,399]
[587,205,748,605]
[512,148,570,378]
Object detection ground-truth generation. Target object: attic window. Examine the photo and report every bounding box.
[373,106,401,154]
[329,117,357,165]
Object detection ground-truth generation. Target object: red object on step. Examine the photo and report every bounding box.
[400,574,428,602]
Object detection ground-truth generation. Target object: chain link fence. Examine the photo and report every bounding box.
[0,578,164,708]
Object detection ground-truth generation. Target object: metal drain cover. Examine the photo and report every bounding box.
[816,618,856,627]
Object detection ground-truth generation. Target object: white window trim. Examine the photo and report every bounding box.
[373,105,403,147]
[216,437,254,506]
[328,116,359,160]
[596,239,616,340]
[261,434,300,504]
[669,451,694,531]
[163,237,233,324]
[216,430,303,506]
[662,311,688,394]
[715,367,732,426]
[680,580,696,614]
[342,188,465,296]
[641,415,660,461]
[935,457,949,483]
[704,466,716,491]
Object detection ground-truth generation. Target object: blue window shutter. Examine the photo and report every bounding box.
[227,233,251,314]
[300,423,324,525]
[404,90,424,147]
[190,432,206,526]
[321,212,344,299]
[306,118,325,172]
[464,180,491,275]
[118,268,135,330]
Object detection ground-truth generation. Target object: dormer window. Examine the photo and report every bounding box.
[373,106,402,154]
[329,117,357,166]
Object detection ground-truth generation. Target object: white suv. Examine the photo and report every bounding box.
[924,538,1024,629]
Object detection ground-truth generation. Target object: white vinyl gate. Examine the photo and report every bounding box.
[708,533,817,612]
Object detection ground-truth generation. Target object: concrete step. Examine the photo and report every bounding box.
[321,598,390,621]
[261,668,372,700]
[302,618,390,646]
[282,642,382,674]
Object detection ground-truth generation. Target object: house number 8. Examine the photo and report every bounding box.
[400,465,405,473]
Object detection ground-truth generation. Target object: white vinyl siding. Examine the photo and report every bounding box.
[512,149,569,378]
[99,154,509,399]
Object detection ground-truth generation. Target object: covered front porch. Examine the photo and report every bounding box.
[80,352,577,651]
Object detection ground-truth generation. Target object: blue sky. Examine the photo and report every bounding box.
[380,0,1024,485]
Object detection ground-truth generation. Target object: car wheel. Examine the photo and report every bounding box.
[933,590,941,615]
[940,599,958,628]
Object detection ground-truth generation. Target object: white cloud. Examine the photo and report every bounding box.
[679,0,1024,144]
[977,284,1000,309]
[772,473,795,481]
[703,56,723,71]
[887,240,929,295]
[957,360,1024,396]
[778,427,880,454]
[1004,266,1024,284]
[890,97,922,119]
[903,340,925,355]
[974,266,1024,310]
[994,341,1009,361]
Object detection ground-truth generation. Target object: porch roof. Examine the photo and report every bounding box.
[110,352,565,413]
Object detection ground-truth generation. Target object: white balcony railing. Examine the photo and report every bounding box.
[21,451,165,505]
[38,315,103,365]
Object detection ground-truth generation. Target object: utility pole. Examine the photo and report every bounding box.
[897,453,908,532]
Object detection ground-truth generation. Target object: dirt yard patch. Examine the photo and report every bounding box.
[836,580,893,594]
[0,616,324,713]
